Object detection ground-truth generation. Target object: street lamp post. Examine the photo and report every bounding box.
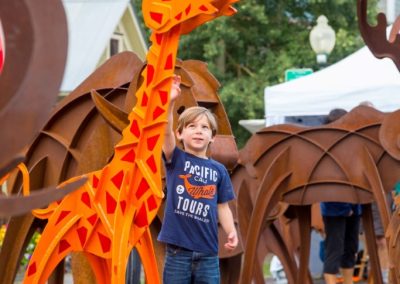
[309,15,336,65]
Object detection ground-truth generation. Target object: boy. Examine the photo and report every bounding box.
[158,75,238,284]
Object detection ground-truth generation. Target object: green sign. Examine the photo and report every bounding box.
[285,68,313,82]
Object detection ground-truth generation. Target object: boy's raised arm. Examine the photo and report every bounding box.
[163,75,181,161]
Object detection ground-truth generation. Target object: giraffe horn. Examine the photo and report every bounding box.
[91,89,129,134]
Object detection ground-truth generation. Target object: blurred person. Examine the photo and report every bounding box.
[321,108,362,284]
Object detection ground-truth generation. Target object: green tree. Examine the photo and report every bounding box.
[132,0,378,148]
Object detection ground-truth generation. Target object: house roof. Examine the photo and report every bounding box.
[60,0,145,92]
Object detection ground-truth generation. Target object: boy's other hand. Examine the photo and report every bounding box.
[224,230,238,251]
[170,74,181,101]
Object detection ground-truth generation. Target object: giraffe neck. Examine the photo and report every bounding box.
[120,25,181,146]
[95,25,182,203]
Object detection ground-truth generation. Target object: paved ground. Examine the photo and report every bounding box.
[17,272,370,283]
[60,274,368,284]
[264,278,368,284]
[65,274,73,283]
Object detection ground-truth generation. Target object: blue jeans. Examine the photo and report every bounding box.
[163,244,220,284]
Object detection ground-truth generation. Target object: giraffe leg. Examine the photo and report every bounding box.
[23,235,75,284]
[23,214,81,283]
[135,228,161,284]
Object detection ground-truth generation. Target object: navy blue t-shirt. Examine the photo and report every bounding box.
[158,147,235,255]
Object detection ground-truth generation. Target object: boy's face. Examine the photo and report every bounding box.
[176,114,214,158]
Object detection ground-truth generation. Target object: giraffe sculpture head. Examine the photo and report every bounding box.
[142,0,238,34]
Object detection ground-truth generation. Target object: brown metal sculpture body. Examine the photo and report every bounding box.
[358,1,400,281]
[0,51,240,283]
[236,106,400,284]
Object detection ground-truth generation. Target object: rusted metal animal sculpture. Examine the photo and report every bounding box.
[0,0,85,218]
[358,1,400,281]
[236,106,400,284]
[0,0,67,173]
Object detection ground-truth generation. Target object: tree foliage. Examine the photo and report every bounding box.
[132,0,379,148]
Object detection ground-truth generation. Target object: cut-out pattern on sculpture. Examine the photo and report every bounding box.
[235,106,400,284]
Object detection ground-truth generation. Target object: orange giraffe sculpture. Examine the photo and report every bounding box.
[23,0,238,283]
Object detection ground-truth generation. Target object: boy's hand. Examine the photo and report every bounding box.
[224,230,238,251]
[170,74,181,101]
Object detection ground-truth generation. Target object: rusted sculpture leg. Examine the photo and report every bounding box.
[220,254,242,284]
[363,149,399,283]
[362,204,383,284]
[267,222,298,284]
[254,237,269,284]
[0,215,37,284]
[237,179,252,243]
[236,178,264,284]
[294,205,312,284]
[71,252,97,284]
[239,148,292,283]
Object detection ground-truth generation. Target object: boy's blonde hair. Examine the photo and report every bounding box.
[176,106,218,137]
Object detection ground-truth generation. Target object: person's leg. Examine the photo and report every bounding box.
[323,216,346,284]
[163,245,192,284]
[341,268,354,284]
[341,214,360,284]
[191,252,220,284]
[324,273,337,284]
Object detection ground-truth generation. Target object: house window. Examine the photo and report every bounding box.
[110,38,120,56]
[110,33,123,57]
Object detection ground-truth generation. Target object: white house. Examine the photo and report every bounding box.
[60,0,148,95]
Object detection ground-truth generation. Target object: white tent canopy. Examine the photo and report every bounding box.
[264,46,400,126]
